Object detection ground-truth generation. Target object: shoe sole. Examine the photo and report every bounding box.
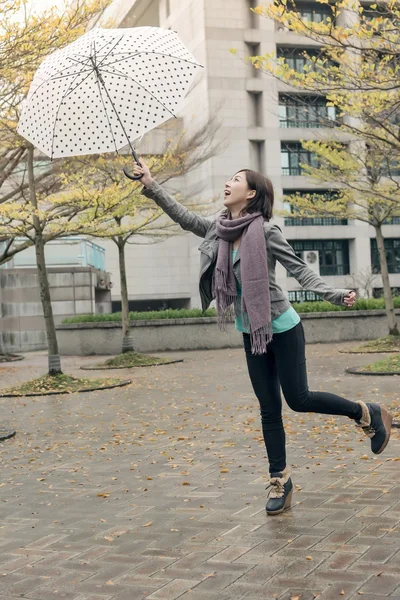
[375,407,393,455]
[266,488,293,516]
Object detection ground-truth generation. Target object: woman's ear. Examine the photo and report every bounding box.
[247,189,256,200]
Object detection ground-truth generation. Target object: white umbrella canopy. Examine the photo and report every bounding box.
[17,26,203,167]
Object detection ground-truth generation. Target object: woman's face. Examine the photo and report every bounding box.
[223,171,255,215]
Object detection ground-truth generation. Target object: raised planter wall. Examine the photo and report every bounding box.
[56,310,400,355]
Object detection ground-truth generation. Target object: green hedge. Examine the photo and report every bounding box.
[62,297,400,324]
[62,308,217,324]
[292,297,400,313]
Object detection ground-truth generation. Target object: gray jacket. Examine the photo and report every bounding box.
[143,181,348,317]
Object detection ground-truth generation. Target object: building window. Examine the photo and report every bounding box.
[366,144,400,179]
[373,287,400,299]
[384,217,400,225]
[288,290,320,303]
[283,190,348,226]
[279,94,337,128]
[287,239,350,276]
[277,47,330,73]
[281,142,318,176]
[297,2,333,23]
[371,238,400,274]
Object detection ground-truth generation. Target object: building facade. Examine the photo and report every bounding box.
[99,0,400,310]
[0,239,112,352]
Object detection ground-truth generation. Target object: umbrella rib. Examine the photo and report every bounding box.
[100,66,177,119]
[28,37,125,103]
[100,51,203,70]
[92,38,120,155]
[94,35,125,70]
[26,63,92,102]
[50,70,89,159]
[40,69,93,82]
[94,73,137,154]
[94,74,120,156]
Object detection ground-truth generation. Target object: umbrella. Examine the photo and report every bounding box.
[17,26,203,179]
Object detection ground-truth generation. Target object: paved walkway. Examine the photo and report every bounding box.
[0,342,399,600]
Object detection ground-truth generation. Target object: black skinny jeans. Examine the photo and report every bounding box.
[243,322,362,474]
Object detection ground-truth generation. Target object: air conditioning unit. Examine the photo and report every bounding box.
[302,250,320,275]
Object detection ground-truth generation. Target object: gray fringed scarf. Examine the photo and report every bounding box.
[212,212,272,355]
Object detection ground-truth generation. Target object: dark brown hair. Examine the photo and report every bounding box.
[237,169,274,221]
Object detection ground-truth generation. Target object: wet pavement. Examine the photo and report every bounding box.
[0,341,399,600]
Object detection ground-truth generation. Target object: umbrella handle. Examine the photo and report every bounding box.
[123,148,143,181]
[123,167,143,181]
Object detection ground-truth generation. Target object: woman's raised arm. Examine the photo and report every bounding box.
[134,159,213,239]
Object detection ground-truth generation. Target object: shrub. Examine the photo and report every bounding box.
[62,297,400,324]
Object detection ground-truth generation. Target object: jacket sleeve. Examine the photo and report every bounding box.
[268,225,348,306]
[142,180,213,239]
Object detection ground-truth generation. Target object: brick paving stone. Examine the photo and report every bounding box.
[107,586,152,600]
[79,596,116,600]
[360,546,398,562]
[189,571,244,592]
[0,345,400,600]
[25,590,84,600]
[359,574,400,595]
[322,552,362,570]
[316,582,362,599]
[146,578,199,599]
[173,592,232,600]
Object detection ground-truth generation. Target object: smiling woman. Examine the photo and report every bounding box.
[223,170,274,221]
[130,157,393,517]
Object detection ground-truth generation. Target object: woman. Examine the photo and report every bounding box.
[133,159,393,516]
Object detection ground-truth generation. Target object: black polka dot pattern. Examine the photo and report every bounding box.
[17,27,203,158]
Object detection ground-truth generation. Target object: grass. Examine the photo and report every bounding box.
[1,373,127,396]
[101,351,174,368]
[359,354,400,373]
[351,336,400,353]
[62,297,400,324]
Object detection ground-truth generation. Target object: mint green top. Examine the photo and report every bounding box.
[232,249,300,335]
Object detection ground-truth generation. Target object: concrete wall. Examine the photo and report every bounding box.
[0,267,112,353]
[56,310,400,355]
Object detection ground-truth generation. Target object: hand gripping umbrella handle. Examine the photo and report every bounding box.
[123,148,143,181]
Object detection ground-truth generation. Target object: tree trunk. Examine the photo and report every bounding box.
[27,146,62,374]
[117,237,134,353]
[374,224,399,336]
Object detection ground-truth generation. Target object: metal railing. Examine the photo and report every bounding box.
[285,216,348,226]
[0,237,105,270]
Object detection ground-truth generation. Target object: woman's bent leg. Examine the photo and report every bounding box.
[243,333,286,474]
[273,323,362,420]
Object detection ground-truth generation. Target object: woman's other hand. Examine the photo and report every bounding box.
[133,158,153,187]
[343,290,356,308]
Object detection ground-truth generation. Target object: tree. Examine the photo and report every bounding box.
[244,0,400,335]
[63,117,223,354]
[344,267,379,299]
[0,0,111,371]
